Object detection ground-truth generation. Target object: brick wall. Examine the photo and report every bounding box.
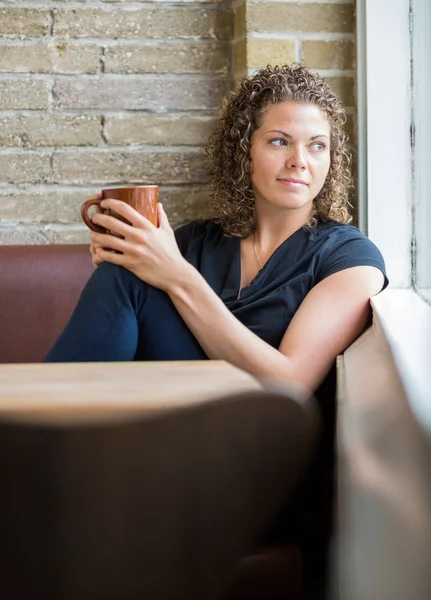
[0,1,232,244]
[0,0,355,245]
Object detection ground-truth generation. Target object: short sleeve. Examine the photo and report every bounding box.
[315,227,389,289]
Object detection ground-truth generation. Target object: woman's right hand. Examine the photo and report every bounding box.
[88,191,105,268]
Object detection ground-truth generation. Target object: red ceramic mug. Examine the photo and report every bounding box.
[81,186,159,233]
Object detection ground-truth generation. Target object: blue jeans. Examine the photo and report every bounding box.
[45,263,207,362]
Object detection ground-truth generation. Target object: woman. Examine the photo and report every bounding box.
[46,64,387,393]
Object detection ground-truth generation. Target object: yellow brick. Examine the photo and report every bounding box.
[53,7,232,40]
[247,38,295,70]
[302,41,354,70]
[0,8,48,37]
[104,42,229,75]
[325,76,355,107]
[248,3,354,34]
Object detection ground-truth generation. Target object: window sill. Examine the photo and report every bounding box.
[371,288,431,435]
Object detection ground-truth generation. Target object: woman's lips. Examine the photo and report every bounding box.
[277,178,308,187]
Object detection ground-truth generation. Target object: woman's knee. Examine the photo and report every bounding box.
[91,262,146,295]
[95,261,139,283]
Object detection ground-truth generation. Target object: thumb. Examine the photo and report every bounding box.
[157,202,171,229]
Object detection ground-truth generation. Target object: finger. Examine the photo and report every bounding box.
[88,191,103,213]
[95,247,127,267]
[90,244,104,254]
[90,245,105,257]
[90,234,123,257]
[91,246,104,267]
[157,202,171,229]
[90,231,133,254]
[92,255,104,267]
[91,204,103,216]
[85,191,103,223]
[90,242,100,256]
[91,212,153,244]
[89,233,106,249]
[91,213,133,238]
[100,198,155,229]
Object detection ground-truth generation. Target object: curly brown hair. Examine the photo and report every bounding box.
[206,63,353,237]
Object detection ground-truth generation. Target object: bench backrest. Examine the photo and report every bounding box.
[0,245,93,363]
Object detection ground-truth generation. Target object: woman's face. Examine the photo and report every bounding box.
[250,101,331,215]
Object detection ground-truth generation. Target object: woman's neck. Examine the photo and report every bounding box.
[253,207,313,256]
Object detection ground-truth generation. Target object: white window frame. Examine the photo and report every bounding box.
[412,0,431,298]
[357,0,430,298]
[356,0,413,287]
[355,0,431,425]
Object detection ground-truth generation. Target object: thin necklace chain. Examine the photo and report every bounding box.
[253,233,264,270]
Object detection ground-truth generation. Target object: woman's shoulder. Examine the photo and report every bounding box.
[311,220,382,253]
[312,220,368,240]
[311,220,389,286]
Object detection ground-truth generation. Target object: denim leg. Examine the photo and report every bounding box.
[45,263,207,363]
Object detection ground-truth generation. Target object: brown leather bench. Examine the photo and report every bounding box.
[0,244,333,599]
[0,245,94,364]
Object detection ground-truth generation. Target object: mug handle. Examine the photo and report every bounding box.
[81,197,107,233]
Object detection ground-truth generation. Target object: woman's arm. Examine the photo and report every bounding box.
[91,199,384,392]
[168,262,384,392]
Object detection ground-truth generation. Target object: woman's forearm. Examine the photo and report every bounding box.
[168,262,296,384]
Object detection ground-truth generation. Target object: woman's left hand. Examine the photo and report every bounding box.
[90,199,188,293]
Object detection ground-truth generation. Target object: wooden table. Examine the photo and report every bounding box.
[0,360,262,423]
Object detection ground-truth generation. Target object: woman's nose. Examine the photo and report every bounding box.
[286,146,306,169]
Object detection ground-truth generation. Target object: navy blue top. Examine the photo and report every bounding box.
[175,219,388,350]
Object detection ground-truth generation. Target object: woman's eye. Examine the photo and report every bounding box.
[311,142,326,151]
[270,138,287,147]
